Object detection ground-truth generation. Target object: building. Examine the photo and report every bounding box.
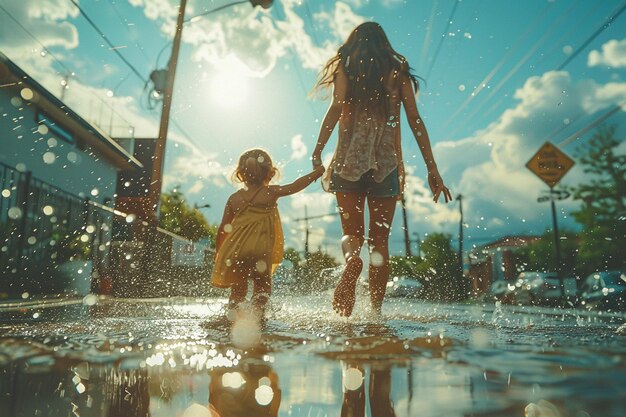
[0,52,142,297]
[468,235,541,294]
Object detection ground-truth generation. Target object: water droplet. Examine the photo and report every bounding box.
[21,292,29,299]
[82,294,98,306]
[257,155,265,163]
[90,188,99,196]
[67,152,78,163]
[255,385,274,406]
[86,225,95,234]
[8,207,22,220]
[27,236,37,245]
[255,260,267,273]
[370,251,384,267]
[38,124,49,135]
[43,152,56,164]
[224,224,233,233]
[80,234,89,243]
[47,137,57,147]
[458,84,466,91]
[15,163,27,172]
[1,189,10,198]
[20,88,33,100]
[343,367,363,391]
[125,214,136,223]
[10,97,22,107]
[563,45,573,55]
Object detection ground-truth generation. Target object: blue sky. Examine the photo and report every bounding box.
[1,0,625,259]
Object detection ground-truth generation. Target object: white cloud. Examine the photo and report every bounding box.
[588,38,626,68]
[428,70,626,238]
[128,0,366,77]
[0,0,79,50]
[290,134,307,160]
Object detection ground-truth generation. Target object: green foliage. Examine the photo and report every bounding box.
[389,255,422,278]
[282,248,339,293]
[414,233,467,301]
[514,230,579,277]
[159,188,216,242]
[570,126,625,275]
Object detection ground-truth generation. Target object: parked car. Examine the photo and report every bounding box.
[386,276,423,298]
[579,271,626,311]
[510,272,578,306]
[488,280,517,304]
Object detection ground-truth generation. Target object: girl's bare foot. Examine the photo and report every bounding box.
[333,257,363,317]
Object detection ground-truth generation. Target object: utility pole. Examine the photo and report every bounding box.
[304,205,309,257]
[294,209,341,258]
[147,0,188,220]
[457,194,463,274]
[401,195,412,258]
[549,190,564,297]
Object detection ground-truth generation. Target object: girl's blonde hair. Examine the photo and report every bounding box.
[233,149,277,186]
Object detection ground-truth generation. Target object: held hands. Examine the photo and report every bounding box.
[311,153,323,169]
[428,169,452,203]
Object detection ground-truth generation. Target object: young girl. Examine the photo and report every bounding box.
[212,148,324,316]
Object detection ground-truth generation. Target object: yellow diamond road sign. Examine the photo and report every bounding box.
[526,142,575,188]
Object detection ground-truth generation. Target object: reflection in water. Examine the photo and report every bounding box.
[340,362,396,417]
[0,297,625,416]
[208,357,281,417]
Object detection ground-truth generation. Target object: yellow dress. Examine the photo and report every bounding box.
[211,201,284,288]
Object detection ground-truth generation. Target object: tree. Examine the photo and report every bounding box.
[159,188,216,242]
[515,230,579,277]
[414,233,467,301]
[389,255,423,278]
[570,126,625,276]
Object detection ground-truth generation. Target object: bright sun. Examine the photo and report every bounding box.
[210,70,248,107]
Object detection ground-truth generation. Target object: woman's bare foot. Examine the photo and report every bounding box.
[333,257,363,317]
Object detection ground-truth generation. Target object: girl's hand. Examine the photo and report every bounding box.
[428,169,452,203]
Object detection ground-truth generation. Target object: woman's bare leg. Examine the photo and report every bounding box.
[333,192,366,317]
[367,196,397,315]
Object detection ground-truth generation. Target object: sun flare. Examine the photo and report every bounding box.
[210,70,248,107]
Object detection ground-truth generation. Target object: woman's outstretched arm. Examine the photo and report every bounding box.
[400,72,452,203]
[311,68,348,167]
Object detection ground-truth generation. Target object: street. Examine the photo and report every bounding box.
[1,295,624,417]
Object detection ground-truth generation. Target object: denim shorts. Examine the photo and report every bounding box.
[328,168,400,198]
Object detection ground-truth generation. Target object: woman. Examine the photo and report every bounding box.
[311,22,451,317]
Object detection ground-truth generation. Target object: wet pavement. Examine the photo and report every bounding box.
[0,294,625,417]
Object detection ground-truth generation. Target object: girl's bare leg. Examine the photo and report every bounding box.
[252,270,272,318]
[367,196,397,315]
[229,280,247,310]
[333,192,366,317]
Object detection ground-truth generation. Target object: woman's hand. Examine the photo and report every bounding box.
[311,153,323,169]
[397,163,406,201]
[428,169,452,203]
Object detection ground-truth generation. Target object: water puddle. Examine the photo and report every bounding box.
[0,296,624,416]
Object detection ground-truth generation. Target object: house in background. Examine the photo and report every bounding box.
[468,235,541,294]
[0,52,142,297]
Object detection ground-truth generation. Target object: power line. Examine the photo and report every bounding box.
[442,1,555,133]
[424,0,460,81]
[0,5,74,76]
[557,102,626,148]
[556,0,626,71]
[108,1,153,64]
[69,0,148,83]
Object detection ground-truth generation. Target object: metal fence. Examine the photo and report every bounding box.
[0,160,212,297]
[0,161,114,295]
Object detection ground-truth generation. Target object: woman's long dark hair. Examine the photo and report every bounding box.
[313,22,420,121]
